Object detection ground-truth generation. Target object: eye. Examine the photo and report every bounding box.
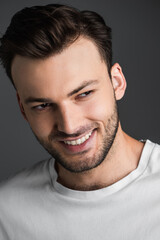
[77,90,93,99]
[33,103,51,110]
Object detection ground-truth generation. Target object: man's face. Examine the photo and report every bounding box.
[12,37,120,173]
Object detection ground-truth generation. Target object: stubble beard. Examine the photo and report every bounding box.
[34,101,119,174]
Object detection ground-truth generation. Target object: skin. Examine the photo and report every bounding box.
[11,37,144,190]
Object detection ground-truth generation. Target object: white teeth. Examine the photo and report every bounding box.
[77,139,81,144]
[64,131,92,145]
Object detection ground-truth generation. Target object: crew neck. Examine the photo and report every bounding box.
[49,139,155,200]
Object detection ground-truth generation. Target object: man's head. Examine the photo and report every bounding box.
[0,4,112,86]
[0,4,126,173]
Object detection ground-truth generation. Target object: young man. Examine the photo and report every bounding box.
[0,4,160,240]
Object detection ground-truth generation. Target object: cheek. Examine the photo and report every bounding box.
[84,91,114,122]
[26,112,54,138]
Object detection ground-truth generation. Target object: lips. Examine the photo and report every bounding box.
[59,129,96,154]
[64,131,92,145]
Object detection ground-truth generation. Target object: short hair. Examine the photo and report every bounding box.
[0,4,112,86]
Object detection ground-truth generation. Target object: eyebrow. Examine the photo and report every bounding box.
[25,97,53,104]
[25,79,99,104]
[67,79,99,97]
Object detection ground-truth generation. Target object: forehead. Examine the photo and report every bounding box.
[11,37,108,97]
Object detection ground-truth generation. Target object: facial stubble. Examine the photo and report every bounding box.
[33,99,119,174]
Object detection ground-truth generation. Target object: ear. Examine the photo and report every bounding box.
[111,63,127,100]
[16,92,28,120]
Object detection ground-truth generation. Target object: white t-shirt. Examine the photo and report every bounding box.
[0,139,160,240]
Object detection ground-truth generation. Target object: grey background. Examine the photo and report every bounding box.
[0,0,160,181]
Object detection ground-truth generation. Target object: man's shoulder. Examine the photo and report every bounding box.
[148,140,160,172]
[138,140,160,177]
[0,158,53,203]
[0,158,55,234]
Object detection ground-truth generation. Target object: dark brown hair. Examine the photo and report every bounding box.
[0,4,112,86]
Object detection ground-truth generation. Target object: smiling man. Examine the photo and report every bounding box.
[0,4,160,240]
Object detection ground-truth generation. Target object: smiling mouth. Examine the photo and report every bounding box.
[63,130,93,146]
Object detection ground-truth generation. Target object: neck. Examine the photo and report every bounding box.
[56,124,144,191]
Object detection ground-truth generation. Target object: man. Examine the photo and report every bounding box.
[0,3,160,240]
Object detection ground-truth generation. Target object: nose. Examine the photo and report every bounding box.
[55,103,81,134]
